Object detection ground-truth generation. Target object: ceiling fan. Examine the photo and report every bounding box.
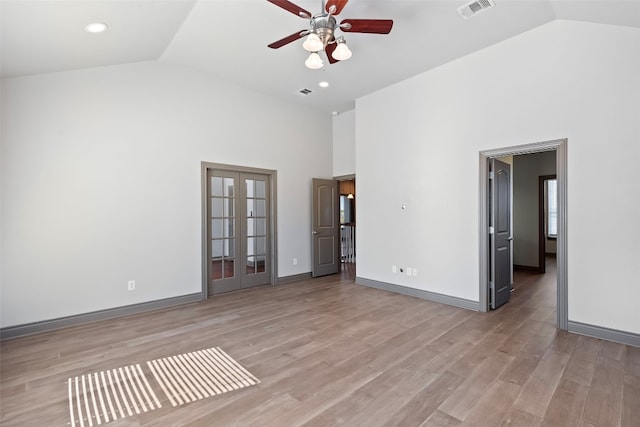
[267,0,393,69]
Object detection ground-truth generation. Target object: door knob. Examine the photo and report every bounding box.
[313,231,318,234]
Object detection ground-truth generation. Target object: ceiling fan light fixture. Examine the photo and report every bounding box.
[305,52,324,69]
[266,1,394,68]
[303,33,324,52]
[332,41,352,61]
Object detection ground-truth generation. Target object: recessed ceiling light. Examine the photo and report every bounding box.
[84,22,108,33]
[319,81,329,88]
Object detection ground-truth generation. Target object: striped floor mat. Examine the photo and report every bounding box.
[67,347,259,426]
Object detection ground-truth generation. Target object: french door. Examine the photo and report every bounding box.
[207,170,271,295]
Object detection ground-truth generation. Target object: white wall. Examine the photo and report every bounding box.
[332,109,356,177]
[513,150,556,267]
[0,61,332,328]
[356,20,640,334]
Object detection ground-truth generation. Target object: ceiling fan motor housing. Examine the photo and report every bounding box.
[310,14,337,46]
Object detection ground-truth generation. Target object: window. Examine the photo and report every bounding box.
[547,179,557,238]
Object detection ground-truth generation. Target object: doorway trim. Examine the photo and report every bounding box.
[201,162,278,299]
[478,139,568,330]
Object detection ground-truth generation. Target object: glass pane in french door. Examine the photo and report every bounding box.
[245,178,267,275]
[211,175,236,280]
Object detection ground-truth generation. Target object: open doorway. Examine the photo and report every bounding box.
[336,176,356,279]
[507,153,557,322]
[510,152,557,274]
[479,139,568,330]
[339,178,356,264]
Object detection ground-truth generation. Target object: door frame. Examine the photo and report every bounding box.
[478,139,568,330]
[201,162,278,299]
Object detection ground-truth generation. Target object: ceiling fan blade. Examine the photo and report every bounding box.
[266,0,312,19]
[268,30,308,49]
[340,19,393,34]
[325,42,339,64]
[325,0,349,15]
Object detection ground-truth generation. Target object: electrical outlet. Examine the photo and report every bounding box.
[413,268,418,277]
[128,280,135,291]
[293,258,298,265]
[392,265,397,273]
[407,267,412,276]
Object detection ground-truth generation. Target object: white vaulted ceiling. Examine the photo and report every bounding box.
[2,0,640,114]
[0,0,197,76]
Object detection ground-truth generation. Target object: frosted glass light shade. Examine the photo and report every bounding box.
[332,42,352,61]
[303,33,323,52]
[305,52,324,69]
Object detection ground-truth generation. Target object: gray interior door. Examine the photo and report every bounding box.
[312,178,340,277]
[490,159,512,309]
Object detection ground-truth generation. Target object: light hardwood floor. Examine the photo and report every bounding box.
[1,261,638,426]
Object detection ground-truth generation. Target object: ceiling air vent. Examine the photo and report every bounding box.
[297,88,312,96]
[457,0,495,19]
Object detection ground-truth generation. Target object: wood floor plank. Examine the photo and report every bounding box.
[560,337,602,387]
[459,379,521,426]
[420,410,463,427]
[621,344,640,426]
[582,354,625,426]
[599,339,627,362]
[621,371,640,427]
[626,345,640,377]
[438,351,514,421]
[547,330,580,355]
[301,361,432,426]
[385,371,465,427]
[512,349,570,417]
[500,408,543,427]
[541,378,589,427]
[499,353,542,386]
[497,319,545,357]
